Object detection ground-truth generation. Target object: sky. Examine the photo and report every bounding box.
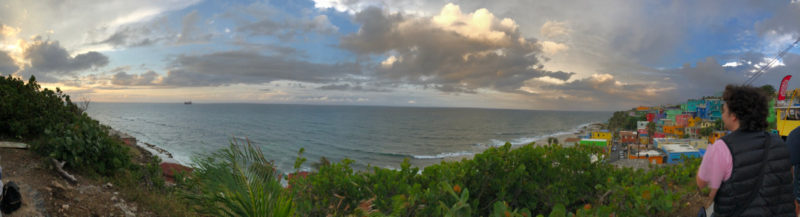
[1,0,800,111]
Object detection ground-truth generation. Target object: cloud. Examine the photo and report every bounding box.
[0,50,18,74]
[755,2,800,36]
[176,11,213,45]
[112,70,159,85]
[233,3,339,41]
[341,5,574,93]
[540,41,568,55]
[317,83,390,92]
[540,21,570,39]
[0,24,21,40]
[18,39,109,82]
[146,50,360,87]
[93,18,170,48]
[0,0,200,53]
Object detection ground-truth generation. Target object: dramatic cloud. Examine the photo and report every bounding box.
[0,51,18,74]
[341,4,574,93]
[23,39,109,73]
[112,70,159,85]
[149,50,361,86]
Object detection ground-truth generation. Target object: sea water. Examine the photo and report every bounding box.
[86,103,610,172]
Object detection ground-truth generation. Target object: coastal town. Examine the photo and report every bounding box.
[564,89,793,169]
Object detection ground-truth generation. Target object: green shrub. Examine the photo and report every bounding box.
[0,75,80,140]
[1,75,131,175]
[40,114,131,175]
[287,142,701,216]
[183,139,295,217]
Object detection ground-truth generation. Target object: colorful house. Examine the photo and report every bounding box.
[629,150,664,164]
[636,106,650,111]
[688,117,701,127]
[666,109,682,121]
[646,113,656,122]
[662,144,702,164]
[591,131,612,142]
[675,114,690,127]
[653,132,666,138]
[619,131,637,144]
[637,121,649,130]
[564,137,582,146]
[706,99,723,120]
[663,125,678,135]
[639,136,650,145]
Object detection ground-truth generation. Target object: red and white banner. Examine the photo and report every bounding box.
[779,75,792,100]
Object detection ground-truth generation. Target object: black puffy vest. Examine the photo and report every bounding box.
[713,130,794,216]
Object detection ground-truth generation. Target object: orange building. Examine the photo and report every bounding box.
[628,150,664,164]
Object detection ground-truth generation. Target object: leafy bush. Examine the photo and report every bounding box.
[1,75,131,175]
[0,75,80,139]
[287,142,701,216]
[40,114,131,175]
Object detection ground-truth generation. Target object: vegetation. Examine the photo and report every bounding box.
[175,141,701,216]
[0,75,130,175]
[607,111,646,138]
[1,75,195,216]
[182,139,295,217]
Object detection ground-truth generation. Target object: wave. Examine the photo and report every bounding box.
[412,151,474,159]
[485,121,600,147]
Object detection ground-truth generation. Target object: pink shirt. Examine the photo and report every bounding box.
[697,139,733,189]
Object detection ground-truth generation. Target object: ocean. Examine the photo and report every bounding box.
[85,103,611,172]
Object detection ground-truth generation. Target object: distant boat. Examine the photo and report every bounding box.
[184,101,192,105]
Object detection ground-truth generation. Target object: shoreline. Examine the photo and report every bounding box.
[441,122,605,162]
[111,122,607,171]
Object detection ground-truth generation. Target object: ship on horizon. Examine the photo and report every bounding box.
[184,100,192,105]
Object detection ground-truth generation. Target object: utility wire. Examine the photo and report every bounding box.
[743,36,800,85]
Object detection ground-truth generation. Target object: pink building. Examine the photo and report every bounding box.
[675,114,690,127]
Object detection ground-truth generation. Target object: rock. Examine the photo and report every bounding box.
[104,182,114,188]
[62,204,69,210]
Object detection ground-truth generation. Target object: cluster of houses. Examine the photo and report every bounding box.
[576,97,730,165]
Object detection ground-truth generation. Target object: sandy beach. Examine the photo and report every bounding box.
[442,122,606,162]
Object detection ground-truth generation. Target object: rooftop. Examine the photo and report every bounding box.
[632,150,663,156]
[662,144,699,153]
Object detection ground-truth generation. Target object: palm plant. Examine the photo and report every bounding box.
[185,138,295,217]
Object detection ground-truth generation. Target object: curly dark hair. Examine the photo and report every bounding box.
[722,84,769,131]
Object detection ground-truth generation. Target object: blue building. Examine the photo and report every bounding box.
[662,144,703,164]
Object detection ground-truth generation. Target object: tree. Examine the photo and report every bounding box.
[761,84,777,97]
[646,122,656,137]
[547,137,559,145]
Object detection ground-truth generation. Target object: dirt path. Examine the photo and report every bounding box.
[0,148,152,217]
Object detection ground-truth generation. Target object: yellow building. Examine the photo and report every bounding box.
[591,131,612,143]
[688,117,701,127]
